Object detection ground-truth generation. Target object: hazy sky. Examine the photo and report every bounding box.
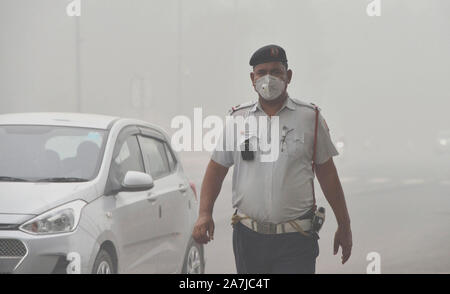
[1,0,449,162]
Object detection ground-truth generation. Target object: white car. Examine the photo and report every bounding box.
[0,112,204,274]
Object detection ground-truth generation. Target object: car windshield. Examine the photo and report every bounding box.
[0,125,107,182]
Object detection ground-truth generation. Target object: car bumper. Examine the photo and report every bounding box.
[0,228,98,274]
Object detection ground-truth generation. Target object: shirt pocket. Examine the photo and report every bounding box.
[285,132,305,158]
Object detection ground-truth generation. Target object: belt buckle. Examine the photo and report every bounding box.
[256,222,277,234]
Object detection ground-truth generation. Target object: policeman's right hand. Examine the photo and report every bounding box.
[192,214,215,244]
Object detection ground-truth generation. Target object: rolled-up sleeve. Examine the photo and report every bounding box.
[315,112,339,165]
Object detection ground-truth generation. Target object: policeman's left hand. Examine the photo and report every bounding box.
[333,226,352,264]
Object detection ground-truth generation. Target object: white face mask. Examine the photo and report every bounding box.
[255,74,286,101]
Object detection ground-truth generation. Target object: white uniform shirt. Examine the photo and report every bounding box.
[211,96,339,224]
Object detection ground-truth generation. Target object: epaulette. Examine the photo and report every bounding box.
[228,101,256,115]
[290,98,320,111]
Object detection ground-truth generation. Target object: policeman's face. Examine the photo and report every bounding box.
[250,61,292,94]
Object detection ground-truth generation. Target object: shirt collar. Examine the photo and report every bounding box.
[284,95,296,111]
[249,94,296,114]
[249,94,295,113]
[249,100,260,113]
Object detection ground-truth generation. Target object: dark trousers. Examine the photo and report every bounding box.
[232,221,319,274]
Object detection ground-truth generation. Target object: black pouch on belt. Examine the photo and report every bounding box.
[311,207,326,233]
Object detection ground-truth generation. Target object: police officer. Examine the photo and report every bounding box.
[192,45,352,274]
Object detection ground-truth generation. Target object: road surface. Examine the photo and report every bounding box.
[179,151,450,274]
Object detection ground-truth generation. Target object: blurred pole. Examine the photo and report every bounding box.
[176,0,182,115]
[75,15,82,113]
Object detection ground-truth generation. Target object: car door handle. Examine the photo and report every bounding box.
[147,192,158,203]
[178,183,188,193]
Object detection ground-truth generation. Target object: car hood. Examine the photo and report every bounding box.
[0,182,99,218]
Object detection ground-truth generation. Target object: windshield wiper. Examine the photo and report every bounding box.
[0,176,30,182]
[36,177,90,183]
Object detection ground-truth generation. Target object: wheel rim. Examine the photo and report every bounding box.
[187,246,202,274]
[96,261,112,274]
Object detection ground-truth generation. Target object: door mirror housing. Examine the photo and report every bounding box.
[121,171,154,192]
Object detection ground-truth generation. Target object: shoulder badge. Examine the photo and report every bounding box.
[310,102,321,111]
[228,101,256,115]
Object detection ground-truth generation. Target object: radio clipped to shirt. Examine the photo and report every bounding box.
[241,139,255,161]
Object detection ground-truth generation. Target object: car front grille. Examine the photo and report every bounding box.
[0,239,27,257]
[0,239,27,273]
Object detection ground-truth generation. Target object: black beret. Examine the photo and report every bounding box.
[249,44,288,67]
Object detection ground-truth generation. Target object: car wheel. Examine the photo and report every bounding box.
[92,249,115,274]
[182,239,205,274]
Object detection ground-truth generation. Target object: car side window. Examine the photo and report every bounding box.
[110,135,145,185]
[164,142,177,171]
[138,136,170,179]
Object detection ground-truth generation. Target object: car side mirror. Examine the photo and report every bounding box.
[121,171,154,192]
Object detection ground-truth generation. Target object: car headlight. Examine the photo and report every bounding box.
[19,200,87,235]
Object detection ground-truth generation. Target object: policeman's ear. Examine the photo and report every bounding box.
[286,69,293,84]
[250,71,256,88]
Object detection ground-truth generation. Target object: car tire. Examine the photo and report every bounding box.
[182,239,205,274]
[92,249,115,274]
